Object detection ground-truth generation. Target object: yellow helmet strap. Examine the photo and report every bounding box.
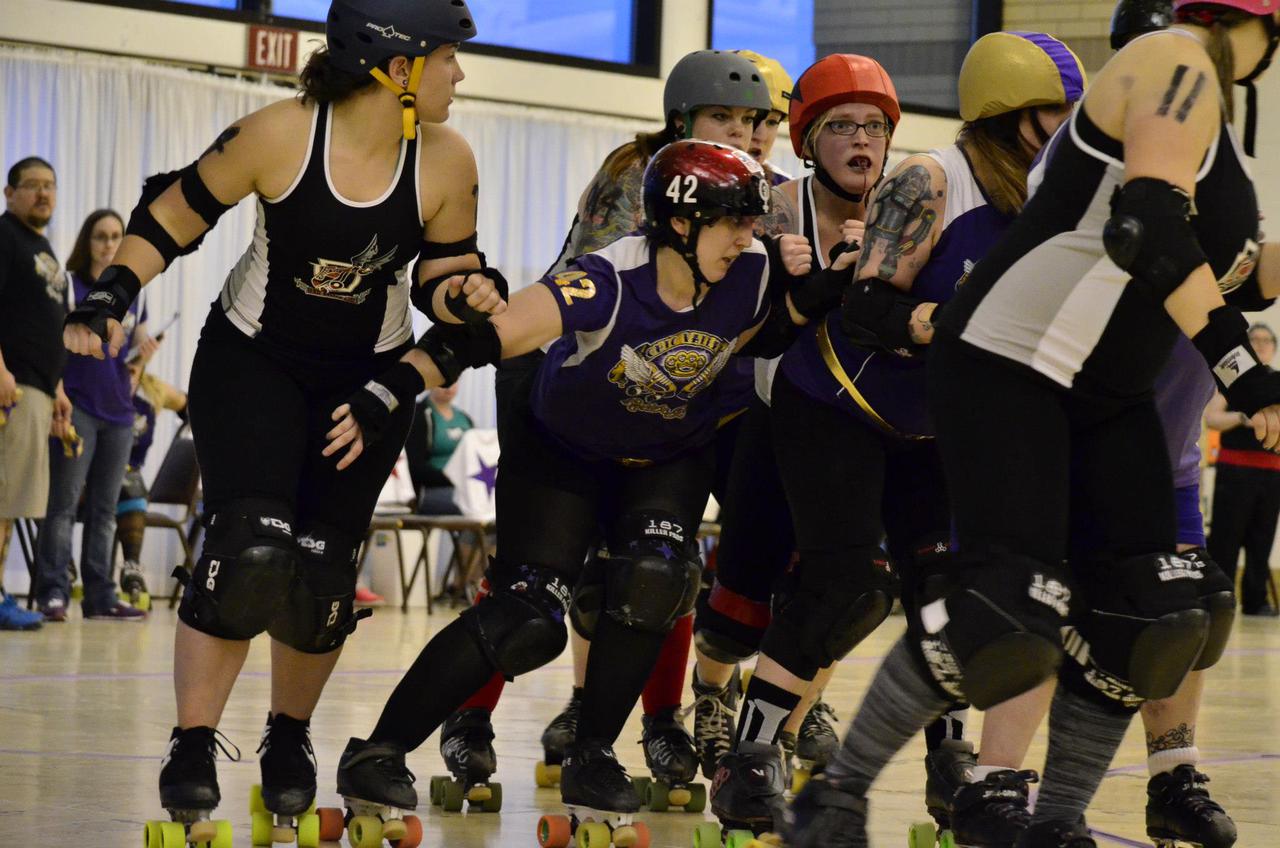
[370,55,426,140]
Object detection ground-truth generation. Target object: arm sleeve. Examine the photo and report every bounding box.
[535,253,621,336]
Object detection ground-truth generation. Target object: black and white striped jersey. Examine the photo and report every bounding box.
[215,102,422,360]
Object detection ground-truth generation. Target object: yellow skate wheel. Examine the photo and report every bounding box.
[791,768,810,795]
[537,815,572,848]
[481,782,503,813]
[156,821,186,848]
[908,821,937,848]
[296,812,320,848]
[347,815,383,848]
[685,783,707,813]
[382,818,408,841]
[725,829,757,848]
[250,810,273,845]
[466,784,493,803]
[441,779,465,812]
[646,780,669,812]
[143,820,168,848]
[136,591,152,611]
[209,820,233,848]
[575,822,611,848]
[535,761,560,788]
[692,821,721,848]
[740,668,753,695]
[249,784,267,815]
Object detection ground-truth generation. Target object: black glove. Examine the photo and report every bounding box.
[839,277,921,355]
[344,361,424,448]
[444,267,509,324]
[790,265,853,319]
[64,265,141,341]
[1193,305,1280,417]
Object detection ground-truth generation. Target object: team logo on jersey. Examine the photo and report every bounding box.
[608,330,736,419]
[1215,239,1260,296]
[34,251,65,304]
[296,236,398,304]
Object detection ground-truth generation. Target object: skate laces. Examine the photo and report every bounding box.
[171,727,242,765]
[969,769,1036,822]
[680,687,735,750]
[552,697,581,731]
[1166,767,1226,816]
[257,716,314,758]
[801,701,839,740]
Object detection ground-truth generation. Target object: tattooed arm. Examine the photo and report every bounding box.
[758,184,800,238]
[571,156,648,257]
[853,155,946,293]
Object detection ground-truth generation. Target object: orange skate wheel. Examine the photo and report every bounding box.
[537,814,572,848]
[390,815,423,848]
[316,807,345,842]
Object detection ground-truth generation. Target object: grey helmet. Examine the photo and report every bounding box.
[663,50,774,131]
[326,0,477,74]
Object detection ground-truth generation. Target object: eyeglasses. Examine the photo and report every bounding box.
[16,180,56,192]
[824,119,890,139]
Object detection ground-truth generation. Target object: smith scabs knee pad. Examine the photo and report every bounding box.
[1179,547,1235,670]
[914,552,1069,710]
[604,511,701,633]
[268,526,368,654]
[1069,553,1209,705]
[178,504,297,640]
[463,562,571,679]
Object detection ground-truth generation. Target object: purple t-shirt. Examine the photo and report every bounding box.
[1153,335,1216,489]
[61,271,146,426]
[531,235,771,463]
[129,393,158,468]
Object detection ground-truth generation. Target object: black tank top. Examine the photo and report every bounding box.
[215,102,422,361]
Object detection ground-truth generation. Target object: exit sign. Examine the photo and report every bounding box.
[247,25,299,73]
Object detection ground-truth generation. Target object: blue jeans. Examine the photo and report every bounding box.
[35,406,134,612]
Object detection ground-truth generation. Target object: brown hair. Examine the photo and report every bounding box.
[602,123,682,183]
[297,47,382,105]
[1189,8,1254,122]
[65,208,124,279]
[956,110,1036,216]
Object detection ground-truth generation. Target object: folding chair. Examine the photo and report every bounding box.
[135,426,203,608]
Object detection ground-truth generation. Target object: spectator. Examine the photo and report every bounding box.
[0,156,71,632]
[1206,322,1280,617]
[34,208,153,621]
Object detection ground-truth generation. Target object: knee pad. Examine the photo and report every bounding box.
[178,501,297,640]
[1063,553,1210,708]
[693,578,772,664]
[462,561,572,679]
[604,511,702,634]
[912,551,1070,710]
[766,547,897,677]
[268,525,369,654]
[1181,547,1235,670]
[569,553,606,640]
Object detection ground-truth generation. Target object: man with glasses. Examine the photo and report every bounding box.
[0,156,72,631]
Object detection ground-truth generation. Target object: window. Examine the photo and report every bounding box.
[710,0,815,82]
[271,0,326,20]
[172,0,239,7]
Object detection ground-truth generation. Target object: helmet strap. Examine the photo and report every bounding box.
[370,55,426,140]
[1237,14,1279,157]
[813,162,865,204]
[670,220,711,310]
[679,110,696,140]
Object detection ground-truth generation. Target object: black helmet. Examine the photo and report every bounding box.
[326,0,476,73]
[663,51,775,134]
[1110,0,1174,49]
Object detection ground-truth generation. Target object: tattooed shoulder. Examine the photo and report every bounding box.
[760,185,799,237]
[856,162,941,281]
[202,125,242,158]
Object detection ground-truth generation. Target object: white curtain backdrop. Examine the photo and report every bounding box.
[0,44,807,593]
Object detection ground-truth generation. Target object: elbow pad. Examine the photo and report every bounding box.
[409,234,498,320]
[1103,178,1209,301]
[414,321,503,387]
[125,163,232,269]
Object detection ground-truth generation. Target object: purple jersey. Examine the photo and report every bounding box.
[780,145,1014,437]
[129,393,157,469]
[531,236,771,463]
[1154,335,1215,489]
[61,271,146,426]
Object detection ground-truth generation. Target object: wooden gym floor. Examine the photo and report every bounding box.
[1,605,1277,847]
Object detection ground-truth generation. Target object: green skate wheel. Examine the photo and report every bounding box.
[157,821,185,848]
[685,782,707,813]
[726,829,757,848]
[481,782,503,812]
[347,815,383,848]
[296,812,320,848]
[938,829,957,848]
[143,820,167,848]
[250,810,273,845]
[429,775,445,806]
[576,821,610,848]
[631,775,652,801]
[647,780,670,812]
[692,821,721,848]
[209,820,233,848]
[535,761,560,788]
[908,821,937,848]
[441,779,465,812]
[248,784,267,815]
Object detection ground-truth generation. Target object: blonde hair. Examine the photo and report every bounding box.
[138,371,167,411]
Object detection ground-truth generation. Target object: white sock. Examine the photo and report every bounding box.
[1148,745,1199,777]
[970,764,1010,783]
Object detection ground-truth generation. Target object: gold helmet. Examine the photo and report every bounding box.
[958,31,1087,122]
[734,50,794,118]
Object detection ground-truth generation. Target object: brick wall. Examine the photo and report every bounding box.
[1003,0,1119,71]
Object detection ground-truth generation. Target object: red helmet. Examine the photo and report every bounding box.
[1173,0,1276,13]
[643,140,771,237]
[788,54,900,158]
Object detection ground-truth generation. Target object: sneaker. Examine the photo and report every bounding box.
[0,593,43,631]
[354,584,386,606]
[39,598,68,623]
[86,600,147,621]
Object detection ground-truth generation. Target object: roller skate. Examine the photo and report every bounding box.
[143,726,238,848]
[950,769,1038,848]
[1014,818,1096,847]
[1146,765,1237,848]
[320,737,423,848]
[781,771,869,848]
[536,739,650,848]
[683,670,738,780]
[250,713,320,846]
[791,698,838,794]
[536,687,582,788]
[907,739,976,848]
[696,740,788,848]
[430,707,502,812]
[633,707,705,812]
[120,559,152,611]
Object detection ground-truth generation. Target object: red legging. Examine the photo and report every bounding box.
[459,578,694,714]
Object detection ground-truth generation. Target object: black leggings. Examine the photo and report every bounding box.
[764,372,950,679]
[1208,463,1280,613]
